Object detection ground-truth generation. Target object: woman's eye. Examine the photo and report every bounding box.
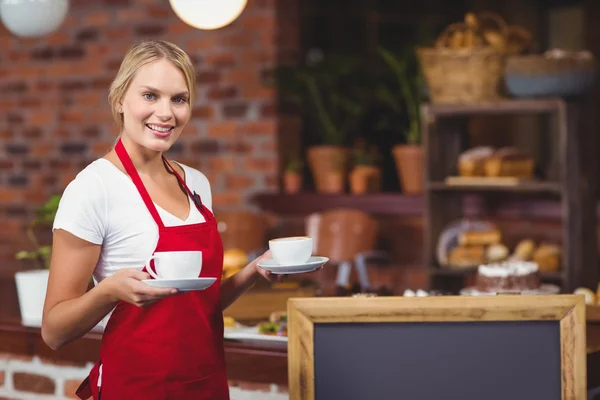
[173,96,187,104]
[143,93,155,100]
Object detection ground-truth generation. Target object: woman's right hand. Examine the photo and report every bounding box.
[100,268,179,308]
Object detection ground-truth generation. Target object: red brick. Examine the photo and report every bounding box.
[244,158,278,172]
[226,175,255,189]
[117,8,145,22]
[206,53,237,68]
[240,121,277,136]
[147,4,170,19]
[192,105,214,119]
[86,12,111,27]
[242,84,275,99]
[12,372,55,394]
[207,86,238,100]
[209,158,235,172]
[224,69,258,86]
[197,71,221,84]
[207,122,237,139]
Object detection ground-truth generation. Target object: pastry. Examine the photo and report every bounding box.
[511,239,535,261]
[574,287,596,305]
[484,147,534,178]
[448,245,486,268]
[457,146,495,177]
[532,243,561,272]
[486,243,509,262]
[222,248,248,278]
[459,229,502,246]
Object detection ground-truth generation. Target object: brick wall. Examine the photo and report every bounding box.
[0,353,288,400]
[0,0,299,269]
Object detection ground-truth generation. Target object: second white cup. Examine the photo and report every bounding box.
[269,236,313,265]
[145,250,203,280]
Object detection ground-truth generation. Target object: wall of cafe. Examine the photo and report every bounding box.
[0,0,299,270]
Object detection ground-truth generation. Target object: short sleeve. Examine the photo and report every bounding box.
[53,170,107,245]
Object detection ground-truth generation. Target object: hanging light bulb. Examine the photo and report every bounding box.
[0,0,69,38]
[169,0,247,31]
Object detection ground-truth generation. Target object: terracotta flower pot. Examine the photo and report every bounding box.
[283,171,302,194]
[307,145,349,193]
[392,144,424,194]
[321,171,345,194]
[349,165,382,195]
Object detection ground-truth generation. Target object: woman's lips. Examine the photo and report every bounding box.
[146,124,174,138]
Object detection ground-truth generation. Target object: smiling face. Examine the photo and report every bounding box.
[118,58,192,153]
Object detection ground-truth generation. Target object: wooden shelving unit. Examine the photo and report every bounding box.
[421,97,598,293]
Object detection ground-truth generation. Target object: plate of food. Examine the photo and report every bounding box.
[223,311,288,349]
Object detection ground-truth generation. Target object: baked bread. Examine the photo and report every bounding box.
[484,147,534,178]
[574,287,596,305]
[512,239,536,260]
[458,146,495,177]
[448,245,486,268]
[459,229,502,247]
[486,243,509,262]
[532,243,561,272]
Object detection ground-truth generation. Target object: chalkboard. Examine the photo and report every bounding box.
[314,321,560,400]
[287,295,587,400]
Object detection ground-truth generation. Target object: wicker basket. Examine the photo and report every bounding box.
[418,47,506,103]
[417,11,532,104]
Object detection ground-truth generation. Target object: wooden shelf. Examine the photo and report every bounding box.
[423,98,564,117]
[252,192,600,222]
[422,97,598,293]
[251,192,423,216]
[428,180,563,195]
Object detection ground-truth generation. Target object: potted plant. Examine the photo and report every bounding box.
[349,144,382,195]
[272,51,365,193]
[14,195,60,327]
[283,156,304,194]
[377,47,425,194]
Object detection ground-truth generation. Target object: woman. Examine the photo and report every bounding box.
[41,40,278,400]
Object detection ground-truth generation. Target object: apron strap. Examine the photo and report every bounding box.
[115,139,165,229]
[162,158,210,219]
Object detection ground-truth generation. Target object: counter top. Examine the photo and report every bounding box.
[0,317,288,385]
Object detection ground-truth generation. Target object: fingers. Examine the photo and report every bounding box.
[128,269,152,281]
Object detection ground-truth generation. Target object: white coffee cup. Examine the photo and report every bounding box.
[145,251,203,280]
[268,236,313,265]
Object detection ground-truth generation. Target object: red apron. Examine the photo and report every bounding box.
[76,139,228,400]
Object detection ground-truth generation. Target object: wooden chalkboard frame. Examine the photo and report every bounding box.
[287,295,586,400]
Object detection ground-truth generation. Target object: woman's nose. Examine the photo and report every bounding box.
[155,100,174,120]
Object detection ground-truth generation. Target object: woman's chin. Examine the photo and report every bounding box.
[143,136,176,153]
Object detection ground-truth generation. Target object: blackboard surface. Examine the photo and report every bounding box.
[314,321,560,400]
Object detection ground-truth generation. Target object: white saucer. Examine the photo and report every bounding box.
[142,277,216,291]
[460,284,561,296]
[257,256,329,274]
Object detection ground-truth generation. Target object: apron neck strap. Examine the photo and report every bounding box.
[163,158,209,217]
[115,139,165,229]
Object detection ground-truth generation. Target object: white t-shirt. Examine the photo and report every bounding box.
[53,158,213,284]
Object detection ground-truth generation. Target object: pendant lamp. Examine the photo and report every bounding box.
[169,0,247,30]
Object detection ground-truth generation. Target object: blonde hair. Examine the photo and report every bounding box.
[108,40,196,130]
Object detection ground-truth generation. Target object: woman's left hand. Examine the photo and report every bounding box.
[251,250,286,282]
